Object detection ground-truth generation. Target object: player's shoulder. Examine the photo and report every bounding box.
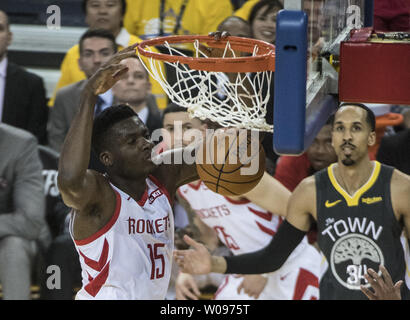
[296,175,317,191]
[289,175,317,205]
[391,168,410,192]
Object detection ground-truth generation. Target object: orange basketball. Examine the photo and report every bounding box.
[195,129,265,196]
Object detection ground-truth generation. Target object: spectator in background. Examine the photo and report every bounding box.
[47,29,117,154]
[0,124,46,299]
[112,56,162,135]
[217,15,252,38]
[377,128,410,175]
[274,120,337,192]
[235,0,324,59]
[248,0,283,44]
[234,0,259,20]
[222,3,283,167]
[48,0,167,109]
[374,0,410,32]
[123,0,233,41]
[0,11,48,145]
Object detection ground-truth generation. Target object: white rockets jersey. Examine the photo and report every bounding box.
[177,181,308,261]
[69,175,174,300]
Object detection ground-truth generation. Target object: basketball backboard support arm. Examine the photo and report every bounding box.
[273,0,373,155]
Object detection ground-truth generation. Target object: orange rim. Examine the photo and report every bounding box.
[137,35,275,73]
[376,113,403,128]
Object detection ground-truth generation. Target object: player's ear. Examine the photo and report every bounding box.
[100,151,114,167]
[367,131,376,147]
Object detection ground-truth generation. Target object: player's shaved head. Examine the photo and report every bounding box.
[334,103,376,132]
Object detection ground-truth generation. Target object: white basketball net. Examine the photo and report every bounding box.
[138,40,274,132]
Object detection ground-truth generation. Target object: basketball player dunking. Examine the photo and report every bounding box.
[175,103,410,300]
[57,45,200,299]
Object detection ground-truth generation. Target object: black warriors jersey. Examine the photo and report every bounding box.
[315,161,409,300]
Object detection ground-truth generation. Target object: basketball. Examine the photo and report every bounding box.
[195,129,265,196]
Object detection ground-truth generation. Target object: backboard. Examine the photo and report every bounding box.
[273,0,369,154]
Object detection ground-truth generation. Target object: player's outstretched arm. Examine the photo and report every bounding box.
[58,45,138,210]
[242,171,291,217]
[174,234,227,274]
[175,176,316,275]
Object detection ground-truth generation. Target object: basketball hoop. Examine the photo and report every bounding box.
[137,35,275,132]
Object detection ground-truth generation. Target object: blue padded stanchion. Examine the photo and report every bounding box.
[273,10,308,155]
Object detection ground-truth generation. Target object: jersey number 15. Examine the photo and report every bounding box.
[148,243,165,280]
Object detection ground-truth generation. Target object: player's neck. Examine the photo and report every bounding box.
[334,157,374,196]
[108,173,148,202]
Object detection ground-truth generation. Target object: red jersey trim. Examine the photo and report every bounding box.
[248,207,273,221]
[255,221,276,236]
[213,275,230,299]
[74,190,122,246]
[187,180,202,190]
[137,185,149,206]
[176,187,189,203]
[224,196,251,205]
[84,262,111,297]
[148,174,173,206]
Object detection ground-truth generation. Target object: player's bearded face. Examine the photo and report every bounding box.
[340,141,356,166]
[332,107,374,166]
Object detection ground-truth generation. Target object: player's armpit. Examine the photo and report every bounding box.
[58,170,106,212]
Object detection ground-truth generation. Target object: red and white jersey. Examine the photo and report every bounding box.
[178,181,307,259]
[70,175,174,300]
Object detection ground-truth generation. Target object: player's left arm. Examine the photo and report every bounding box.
[242,171,291,217]
[391,169,410,239]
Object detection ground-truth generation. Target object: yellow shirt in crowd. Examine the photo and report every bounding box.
[123,0,233,40]
[233,0,260,20]
[49,28,167,109]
